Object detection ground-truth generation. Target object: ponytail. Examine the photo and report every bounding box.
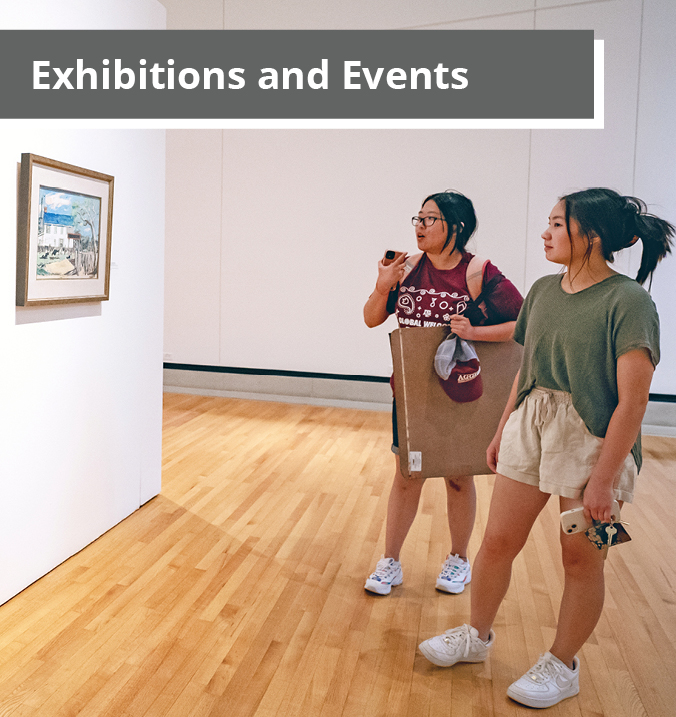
[629,204,674,285]
[561,188,674,285]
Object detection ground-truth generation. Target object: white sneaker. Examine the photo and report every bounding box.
[419,624,494,667]
[436,553,471,593]
[364,556,403,595]
[507,652,580,708]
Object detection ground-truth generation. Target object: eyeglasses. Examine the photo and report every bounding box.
[412,216,444,228]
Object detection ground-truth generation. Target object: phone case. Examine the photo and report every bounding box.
[560,508,591,534]
[382,250,404,266]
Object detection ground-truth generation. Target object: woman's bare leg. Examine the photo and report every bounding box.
[549,497,607,668]
[444,475,476,559]
[470,475,550,641]
[384,455,425,561]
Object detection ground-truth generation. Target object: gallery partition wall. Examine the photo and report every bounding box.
[0,0,166,605]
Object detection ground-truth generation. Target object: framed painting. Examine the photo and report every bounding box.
[16,154,114,306]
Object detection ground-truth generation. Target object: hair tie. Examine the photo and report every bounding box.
[623,196,641,215]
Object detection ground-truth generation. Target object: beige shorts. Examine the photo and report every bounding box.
[496,387,637,503]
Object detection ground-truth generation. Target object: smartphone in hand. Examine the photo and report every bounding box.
[560,500,621,534]
[383,250,405,266]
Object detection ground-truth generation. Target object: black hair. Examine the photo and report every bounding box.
[422,190,478,254]
[561,187,674,285]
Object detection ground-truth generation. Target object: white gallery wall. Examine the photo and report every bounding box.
[163,0,676,399]
[0,0,166,605]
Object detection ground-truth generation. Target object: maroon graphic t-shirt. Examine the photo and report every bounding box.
[394,252,473,328]
[387,251,523,396]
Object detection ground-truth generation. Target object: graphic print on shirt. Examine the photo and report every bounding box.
[396,285,469,327]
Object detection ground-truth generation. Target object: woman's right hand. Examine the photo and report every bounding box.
[487,371,520,473]
[364,252,409,328]
[486,432,501,473]
[375,253,408,295]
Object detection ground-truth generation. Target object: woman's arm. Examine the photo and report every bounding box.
[582,347,655,523]
[363,280,392,328]
[450,315,516,342]
[486,370,520,472]
[363,252,410,328]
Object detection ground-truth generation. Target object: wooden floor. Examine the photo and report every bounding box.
[1,393,676,716]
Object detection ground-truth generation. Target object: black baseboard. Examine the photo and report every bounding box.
[163,363,390,384]
[163,363,675,400]
[649,393,676,403]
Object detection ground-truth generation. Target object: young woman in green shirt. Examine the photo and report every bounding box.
[418,188,673,709]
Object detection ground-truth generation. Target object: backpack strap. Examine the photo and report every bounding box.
[404,252,423,277]
[466,254,488,301]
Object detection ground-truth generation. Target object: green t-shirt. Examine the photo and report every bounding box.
[514,273,660,471]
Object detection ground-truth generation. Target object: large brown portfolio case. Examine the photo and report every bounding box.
[390,327,523,479]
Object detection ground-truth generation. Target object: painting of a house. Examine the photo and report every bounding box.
[36,186,101,279]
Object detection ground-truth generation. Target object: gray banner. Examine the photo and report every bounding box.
[0,30,594,119]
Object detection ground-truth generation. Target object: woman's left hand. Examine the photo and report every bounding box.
[582,348,654,525]
[450,314,477,340]
[582,478,616,524]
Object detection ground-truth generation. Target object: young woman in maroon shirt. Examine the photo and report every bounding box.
[363,190,523,596]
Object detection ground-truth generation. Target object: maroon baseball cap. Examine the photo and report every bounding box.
[434,335,483,403]
[439,357,483,402]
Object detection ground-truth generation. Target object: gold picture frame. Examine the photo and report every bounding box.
[16,153,114,306]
